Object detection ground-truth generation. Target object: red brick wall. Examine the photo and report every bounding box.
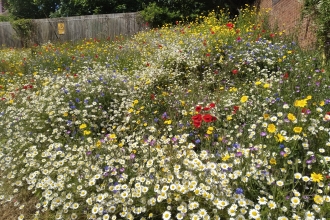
[255,0,316,48]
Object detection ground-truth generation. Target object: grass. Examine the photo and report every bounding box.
[1,6,330,220]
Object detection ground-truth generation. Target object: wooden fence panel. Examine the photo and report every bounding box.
[0,22,21,47]
[0,12,145,48]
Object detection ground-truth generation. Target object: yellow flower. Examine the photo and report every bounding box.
[293,127,302,133]
[263,83,270,88]
[128,108,134,113]
[255,81,261,85]
[96,140,101,148]
[313,195,324,205]
[164,120,172,125]
[79,123,87,129]
[83,130,91,135]
[133,100,139,105]
[109,134,117,139]
[229,87,237,92]
[287,113,296,121]
[263,114,269,120]
[306,95,312,100]
[206,127,214,134]
[240,96,248,103]
[294,99,307,108]
[267,124,276,133]
[276,133,285,142]
[63,112,68,117]
[227,115,232,121]
[222,154,230,161]
[320,101,325,106]
[269,158,276,165]
[311,172,323,183]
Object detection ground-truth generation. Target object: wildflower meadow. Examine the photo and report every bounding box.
[0,6,330,220]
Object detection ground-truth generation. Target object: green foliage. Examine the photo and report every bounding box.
[6,0,50,19]
[302,0,330,64]
[5,0,256,23]
[139,2,179,28]
[10,19,34,47]
[0,15,12,22]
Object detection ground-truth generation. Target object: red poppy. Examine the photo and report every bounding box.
[209,103,216,108]
[226,23,234,29]
[192,114,202,122]
[232,69,239,75]
[326,112,330,115]
[270,33,275,38]
[193,120,202,128]
[150,94,155,100]
[283,72,289,79]
[202,114,213,122]
[203,107,210,111]
[233,105,239,114]
[195,105,202,112]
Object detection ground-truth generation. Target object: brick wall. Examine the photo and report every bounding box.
[255,0,316,48]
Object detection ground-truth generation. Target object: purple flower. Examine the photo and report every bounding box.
[149,140,156,146]
[260,132,267,136]
[235,188,244,194]
[130,153,135,160]
[162,112,168,119]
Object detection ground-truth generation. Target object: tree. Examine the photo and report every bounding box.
[5,0,257,21]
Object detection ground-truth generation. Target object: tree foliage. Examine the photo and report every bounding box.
[5,0,255,20]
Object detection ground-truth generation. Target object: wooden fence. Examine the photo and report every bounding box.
[0,12,146,48]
